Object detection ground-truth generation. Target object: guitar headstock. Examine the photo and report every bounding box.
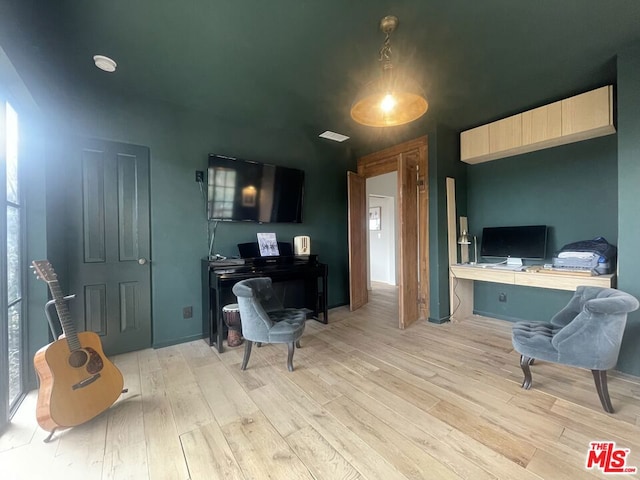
[31,260,57,284]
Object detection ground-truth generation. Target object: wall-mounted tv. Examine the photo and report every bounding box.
[480,225,548,261]
[207,154,304,223]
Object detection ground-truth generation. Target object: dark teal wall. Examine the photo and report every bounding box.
[466,135,618,321]
[43,87,354,349]
[428,124,466,322]
[616,43,640,376]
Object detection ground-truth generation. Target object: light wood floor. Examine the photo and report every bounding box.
[2,283,640,479]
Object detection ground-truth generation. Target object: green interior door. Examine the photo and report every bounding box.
[65,139,151,356]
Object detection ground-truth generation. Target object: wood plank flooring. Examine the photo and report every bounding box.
[2,283,640,479]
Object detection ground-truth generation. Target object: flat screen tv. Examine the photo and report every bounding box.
[207,154,304,223]
[480,225,548,261]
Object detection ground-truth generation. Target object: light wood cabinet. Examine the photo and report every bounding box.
[561,85,614,139]
[489,113,522,153]
[522,101,562,145]
[460,85,615,164]
[460,124,489,162]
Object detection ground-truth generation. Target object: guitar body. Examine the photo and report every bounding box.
[34,331,124,431]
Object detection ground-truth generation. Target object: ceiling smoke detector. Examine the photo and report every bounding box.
[93,55,117,73]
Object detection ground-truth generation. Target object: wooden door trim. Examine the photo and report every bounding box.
[352,136,429,323]
[358,136,428,176]
[347,172,368,311]
[397,152,420,328]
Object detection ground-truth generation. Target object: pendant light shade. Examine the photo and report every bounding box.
[351,16,428,127]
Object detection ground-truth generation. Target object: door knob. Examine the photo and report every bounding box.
[138,258,148,265]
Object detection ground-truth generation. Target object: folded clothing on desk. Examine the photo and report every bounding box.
[552,237,616,274]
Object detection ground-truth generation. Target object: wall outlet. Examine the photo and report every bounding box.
[195,170,204,183]
[499,293,507,303]
[183,306,193,319]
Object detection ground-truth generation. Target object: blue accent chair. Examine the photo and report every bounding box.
[232,277,306,372]
[512,286,638,413]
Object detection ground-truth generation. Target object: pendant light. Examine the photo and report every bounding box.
[350,16,428,127]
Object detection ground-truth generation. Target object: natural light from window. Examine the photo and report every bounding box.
[6,101,22,408]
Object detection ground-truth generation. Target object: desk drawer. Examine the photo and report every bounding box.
[450,266,514,284]
[514,271,614,291]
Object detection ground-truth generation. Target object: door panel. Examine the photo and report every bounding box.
[67,139,151,356]
[347,171,367,311]
[81,151,106,262]
[398,153,419,328]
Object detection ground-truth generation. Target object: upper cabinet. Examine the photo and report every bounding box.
[460,86,615,165]
[561,86,614,138]
[522,101,562,146]
[460,124,489,161]
[489,113,523,154]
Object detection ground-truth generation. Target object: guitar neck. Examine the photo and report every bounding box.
[48,280,81,351]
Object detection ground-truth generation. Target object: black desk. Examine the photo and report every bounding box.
[201,256,328,352]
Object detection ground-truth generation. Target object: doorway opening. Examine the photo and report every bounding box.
[367,175,398,302]
[347,136,429,329]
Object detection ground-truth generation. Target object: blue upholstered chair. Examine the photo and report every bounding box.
[232,277,306,372]
[512,286,639,413]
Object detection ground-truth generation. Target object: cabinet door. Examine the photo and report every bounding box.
[561,85,613,136]
[460,124,489,162]
[522,101,562,145]
[489,113,522,153]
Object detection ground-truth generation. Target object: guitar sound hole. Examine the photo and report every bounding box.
[85,347,104,375]
[68,350,88,368]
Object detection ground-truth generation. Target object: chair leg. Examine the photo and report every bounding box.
[295,340,301,349]
[287,342,295,372]
[520,355,533,389]
[592,370,614,413]
[241,340,253,371]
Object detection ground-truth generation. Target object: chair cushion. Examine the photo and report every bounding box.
[267,309,306,343]
[269,308,307,325]
[512,321,563,362]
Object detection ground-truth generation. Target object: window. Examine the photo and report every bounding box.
[208,167,236,219]
[1,99,25,428]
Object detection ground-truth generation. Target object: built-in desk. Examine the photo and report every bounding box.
[449,264,615,321]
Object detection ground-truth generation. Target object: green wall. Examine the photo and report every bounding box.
[428,124,467,323]
[466,135,618,321]
[41,87,354,349]
[616,43,640,376]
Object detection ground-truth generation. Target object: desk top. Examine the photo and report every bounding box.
[450,263,615,291]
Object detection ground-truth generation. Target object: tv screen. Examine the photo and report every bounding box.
[207,154,304,223]
[480,225,548,260]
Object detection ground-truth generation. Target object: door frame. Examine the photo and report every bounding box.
[348,136,429,326]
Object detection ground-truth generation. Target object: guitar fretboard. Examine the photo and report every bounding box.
[48,280,81,352]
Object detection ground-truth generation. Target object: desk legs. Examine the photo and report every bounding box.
[450,275,473,321]
[320,272,328,324]
[207,287,224,353]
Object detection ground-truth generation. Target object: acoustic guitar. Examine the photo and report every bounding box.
[31,260,124,435]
